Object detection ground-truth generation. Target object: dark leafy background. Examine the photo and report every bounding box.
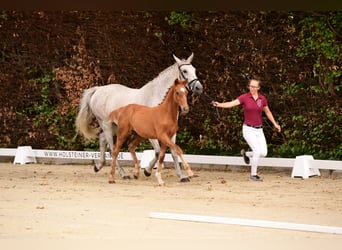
[0,11,341,159]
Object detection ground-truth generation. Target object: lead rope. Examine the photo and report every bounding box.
[178,62,222,121]
[201,92,223,122]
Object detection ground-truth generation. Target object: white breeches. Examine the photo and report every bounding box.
[242,125,268,175]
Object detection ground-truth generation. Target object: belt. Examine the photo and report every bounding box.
[244,124,263,129]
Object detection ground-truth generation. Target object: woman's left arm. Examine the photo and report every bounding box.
[263,106,281,132]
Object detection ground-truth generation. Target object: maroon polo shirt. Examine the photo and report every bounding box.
[237,93,268,126]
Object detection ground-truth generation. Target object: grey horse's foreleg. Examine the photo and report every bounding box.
[170,148,182,177]
[170,134,190,182]
[144,137,190,182]
[143,139,159,177]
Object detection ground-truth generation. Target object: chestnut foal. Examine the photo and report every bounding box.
[108,78,193,185]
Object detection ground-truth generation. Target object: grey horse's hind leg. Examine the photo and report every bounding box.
[170,134,190,182]
[94,132,107,172]
[94,124,130,179]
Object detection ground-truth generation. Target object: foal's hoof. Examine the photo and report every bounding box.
[180,177,191,182]
[134,174,139,180]
[108,180,115,184]
[144,169,152,177]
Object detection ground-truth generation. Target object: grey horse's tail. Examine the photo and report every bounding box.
[75,87,101,140]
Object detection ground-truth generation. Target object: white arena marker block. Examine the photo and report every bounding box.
[149,212,342,235]
[291,155,320,179]
[13,146,37,165]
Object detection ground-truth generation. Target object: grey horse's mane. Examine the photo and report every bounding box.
[147,62,177,88]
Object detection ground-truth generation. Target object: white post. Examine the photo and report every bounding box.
[291,155,320,179]
[13,146,37,165]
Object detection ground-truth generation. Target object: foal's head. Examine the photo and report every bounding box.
[173,78,189,115]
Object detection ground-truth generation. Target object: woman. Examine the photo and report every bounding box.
[212,77,281,181]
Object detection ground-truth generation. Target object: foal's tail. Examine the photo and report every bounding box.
[75,87,101,140]
[108,108,120,124]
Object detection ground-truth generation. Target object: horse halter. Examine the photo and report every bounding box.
[178,63,200,93]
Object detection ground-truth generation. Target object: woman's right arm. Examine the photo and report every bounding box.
[212,99,240,108]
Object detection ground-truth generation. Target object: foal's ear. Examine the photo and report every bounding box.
[174,78,180,85]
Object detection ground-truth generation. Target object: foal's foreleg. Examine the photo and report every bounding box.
[164,139,194,179]
[170,133,190,182]
[178,152,194,178]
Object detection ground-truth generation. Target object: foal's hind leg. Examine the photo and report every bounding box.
[109,132,128,183]
[128,135,145,179]
[110,124,130,179]
[96,122,130,179]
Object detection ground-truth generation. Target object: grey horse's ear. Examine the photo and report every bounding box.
[173,54,182,64]
[186,52,194,63]
[173,53,194,64]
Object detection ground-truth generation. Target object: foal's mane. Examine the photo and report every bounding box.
[158,84,174,105]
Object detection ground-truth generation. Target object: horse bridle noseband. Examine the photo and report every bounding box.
[178,64,200,93]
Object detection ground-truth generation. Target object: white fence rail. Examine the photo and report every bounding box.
[1,146,341,179]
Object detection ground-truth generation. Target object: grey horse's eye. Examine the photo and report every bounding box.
[182,70,187,74]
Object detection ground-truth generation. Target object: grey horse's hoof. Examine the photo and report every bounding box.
[94,166,100,173]
[122,175,131,180]
[144,169,152,177]
[180,177,191,182]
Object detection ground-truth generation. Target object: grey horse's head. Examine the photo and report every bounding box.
[173,53,203,96]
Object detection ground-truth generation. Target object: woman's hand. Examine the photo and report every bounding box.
[211,101,219,107]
